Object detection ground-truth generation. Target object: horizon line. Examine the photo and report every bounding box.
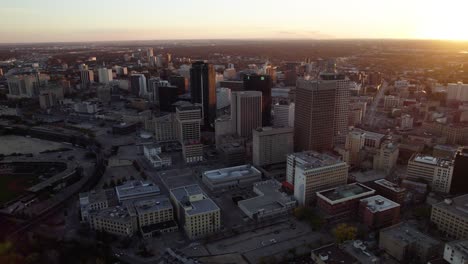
[1,37,468,46]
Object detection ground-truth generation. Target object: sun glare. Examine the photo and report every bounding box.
[415,2,468,40]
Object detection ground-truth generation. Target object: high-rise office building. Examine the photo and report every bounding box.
[252,127,294,167]
[190,61,217,129]
[231,91,262,138]
[130,74,147,97]
[294,72,350,151]
[169,75,188,95]
[176,104,204,163]
[451,147,468,194]
[80,69,94,89]
[159,85,179,112]
[243,74,272,126]
[97,68,113,84]
[345,130,365,166]
[273,103,295,128]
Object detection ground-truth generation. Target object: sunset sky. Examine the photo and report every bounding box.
[1,0,466,43]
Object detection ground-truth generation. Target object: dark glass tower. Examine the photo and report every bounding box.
[243,74,272,126]
[450,147,468,194]
[190,61,216,129]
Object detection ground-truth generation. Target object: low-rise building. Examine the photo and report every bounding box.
[372,179,407,204]
[379,222,442,263]
[431,195,468,240]
[238,180,296,221]
[311,244,359,264]
[202,164,262,192]
[443,240,468,264]
[170,185,221,240]
[316,183,376,222]
[133,196,178,238]
[89,205,138,237]
[359,195,400,229]
[79,189,117,221]
[115,181,161,202]
[143,143,171,168]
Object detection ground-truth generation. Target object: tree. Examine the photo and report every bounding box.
[333,223,357,243]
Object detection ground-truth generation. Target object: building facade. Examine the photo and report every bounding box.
[252,127,294,167]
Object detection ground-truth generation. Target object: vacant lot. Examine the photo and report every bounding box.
[0,135,66,155]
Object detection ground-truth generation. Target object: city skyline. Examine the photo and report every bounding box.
[1,0,468,43]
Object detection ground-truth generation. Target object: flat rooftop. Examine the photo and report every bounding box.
[170,185,219,216]
[238,180,296,214]
[133,196,173,215]
[433,194,468,218]
[203,164,261,182]
[92,205,133,223]
[311,244,358,264]
[374,179,406,193]
[380,222,440,247]
[115,180,160,201]
[360,195,400,213]
[447,240,468,259]
[317,183,375,204]
[290,151,345,170]
[411,153,453,168]
[350,170,386,183]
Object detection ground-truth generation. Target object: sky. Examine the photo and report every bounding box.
[1,0,467,43]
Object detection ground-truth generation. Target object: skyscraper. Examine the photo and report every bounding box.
[190,61,217,129]
[130,74,147,97]
[231,91,262,138]
[97,68,113,84]
[294,71,350,152]
[450,147,468,194]
[243,74,272,126]
[80,69,94,89]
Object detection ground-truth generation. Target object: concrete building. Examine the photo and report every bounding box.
[97,85,111,104]
[289,151,348,206]
[433,145,459,159]
[407,154,454,193]
[443,240,468,264]
[145,113,178,142]
[252,127,294,167]
[311,244,359,264]
[345,130,365,166]
[231,91,262,138]
[115,181,161,202]
[359,195,400,229]
[379,222,442,263]
[98,68,113,84]
[7,73,48,99]
[431,195,468,239]
[170,185,221,240]
[372,179,406,205]
[373,142,399,175]
[316,183,375,222]
[384,95,399,110]
[238,180,296,221]
[218,142,246,166]
[273,103,295,128]
[202,164,262,192]
[73,101,98,114]
[400,114,414,130]
[448,82,468,102]
[176,104,204,163]
[89,205,137,237]
[133,196,177,238]
[143,144,171,168]
[80,69,94,89]
[216,87,231,109]
[294,75,350,151]
[39,86,64,109]
[79,189,116,221]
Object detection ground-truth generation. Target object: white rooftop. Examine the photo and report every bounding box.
[360,195,400,213]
